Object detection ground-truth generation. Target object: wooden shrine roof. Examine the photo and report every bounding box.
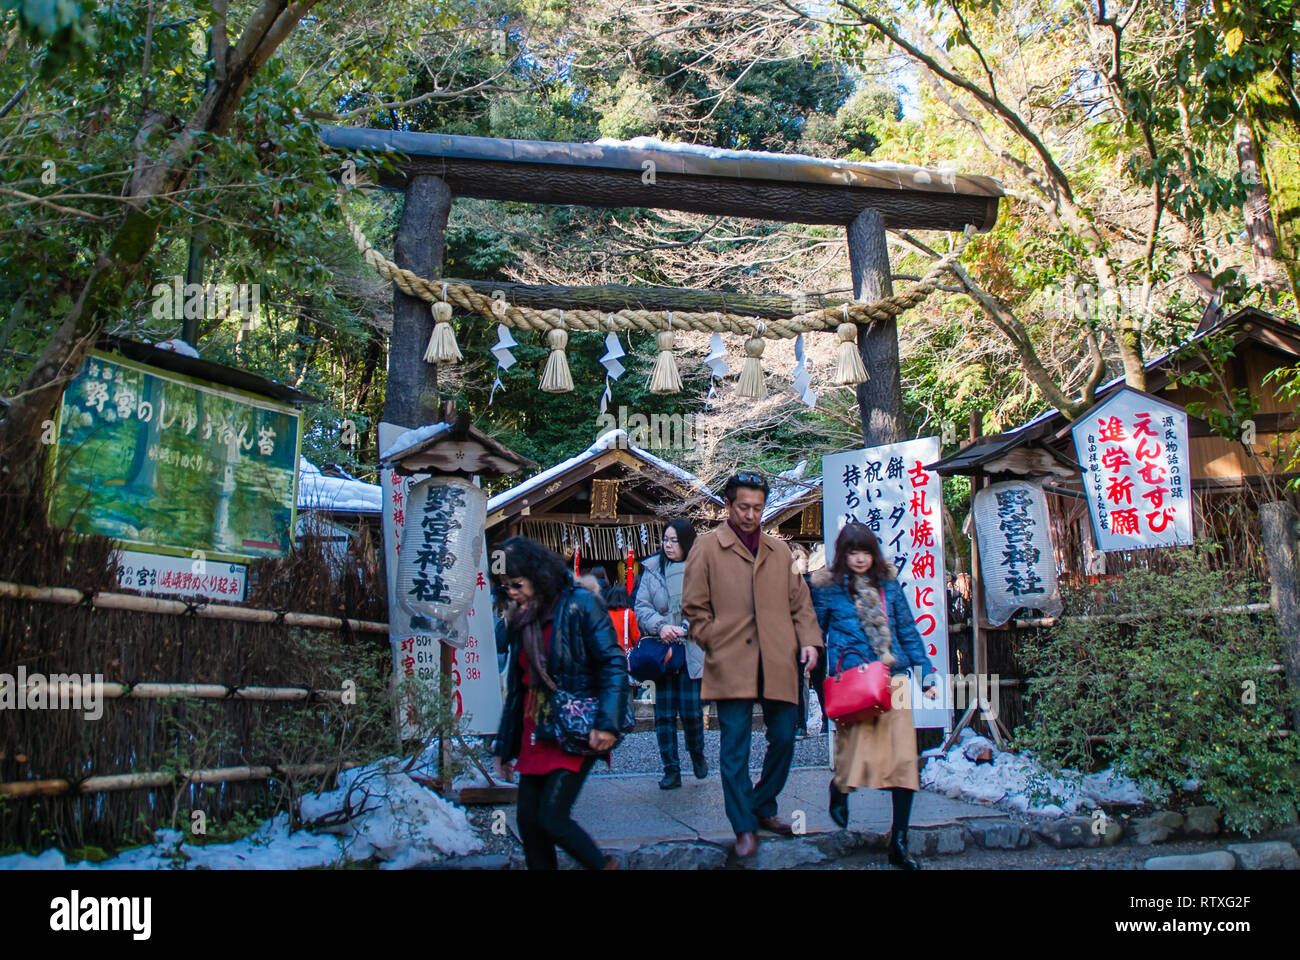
[485,429,722,529]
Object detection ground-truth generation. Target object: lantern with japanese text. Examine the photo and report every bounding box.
[395,476,486,621]
[972,480,1063,626]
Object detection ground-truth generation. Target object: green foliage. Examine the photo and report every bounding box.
[1014,549,1300,836]
[65,844,110,863]
[1,0,93,76]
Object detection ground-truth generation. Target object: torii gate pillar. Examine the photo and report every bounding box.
[847,207,905,446]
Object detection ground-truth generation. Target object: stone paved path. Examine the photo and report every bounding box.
[503,765,996,849]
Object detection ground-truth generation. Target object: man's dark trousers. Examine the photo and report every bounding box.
[715,696,799,834]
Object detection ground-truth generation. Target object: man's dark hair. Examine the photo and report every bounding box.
[722,472,770,503]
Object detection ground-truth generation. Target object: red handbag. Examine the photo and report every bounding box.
[824,655,892,724]
[824,588,894,724]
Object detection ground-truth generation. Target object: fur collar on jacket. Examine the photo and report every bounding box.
[810,566,896,667]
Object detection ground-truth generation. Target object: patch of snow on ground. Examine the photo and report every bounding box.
[301,756,482,870]
[921,728,1147,817]
[0,746,481,871]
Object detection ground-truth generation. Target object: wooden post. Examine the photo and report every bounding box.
[1260,500,1300,733]
[383,174,452,429]
[377,174,454,780]
[846,207,904,446]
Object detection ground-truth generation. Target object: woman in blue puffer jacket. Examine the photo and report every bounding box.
[809,522,938,869]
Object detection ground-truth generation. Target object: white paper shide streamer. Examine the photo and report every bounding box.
[791,333,817,408]
[599,328,626,414]
[704,332,728,399]
[488,324,518,405]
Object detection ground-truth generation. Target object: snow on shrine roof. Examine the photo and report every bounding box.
[762,459,824,523]
[298,457,383,515]
[592,136,1002,196]
[379,422,451,461]
[486,429,721,515]
[318,125,1002,199]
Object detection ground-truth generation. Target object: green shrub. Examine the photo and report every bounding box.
[1014,548,1300,836]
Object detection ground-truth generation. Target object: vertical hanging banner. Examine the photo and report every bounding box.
[380,422,434,739]
[972,480,1063,626]
[823,437,949,729]
[1070,387,1193,552]
[449,540,503,736]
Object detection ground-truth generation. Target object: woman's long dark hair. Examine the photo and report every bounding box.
[830,523,891,589]
[499,536,572,610]
[659,517,696,565]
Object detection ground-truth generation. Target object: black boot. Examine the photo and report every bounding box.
[887,787,920,869]
[659,768,681,790]
[887,828,921,869]
[829,781,849,829]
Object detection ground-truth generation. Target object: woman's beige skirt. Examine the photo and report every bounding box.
[832,674,919,791]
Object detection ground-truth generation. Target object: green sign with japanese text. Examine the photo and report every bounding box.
[49,351,301,561]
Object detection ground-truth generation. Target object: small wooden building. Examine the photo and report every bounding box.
[930,306,1300,581]
[485,429,723,584]
[924,306,1300,737]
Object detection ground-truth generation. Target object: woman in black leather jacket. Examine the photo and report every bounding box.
[493,536,628,870]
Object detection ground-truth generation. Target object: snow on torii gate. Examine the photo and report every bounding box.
[318,125,1003,448]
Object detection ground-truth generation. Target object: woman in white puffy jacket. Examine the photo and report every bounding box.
[634,518,706,789]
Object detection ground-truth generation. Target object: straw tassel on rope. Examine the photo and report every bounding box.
[834,310,869,386]
[424,284,463,364]
[540,312,574,392]
[736,326,767,399]
[648,314,682,394]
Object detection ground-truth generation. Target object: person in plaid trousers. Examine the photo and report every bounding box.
[634,518,706,789]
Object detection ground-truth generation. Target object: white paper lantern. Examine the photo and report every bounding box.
[973,480,1063,627]
[395,476,486,621]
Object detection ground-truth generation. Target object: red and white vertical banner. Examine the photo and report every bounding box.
[379,422,436,739]
[453,533,503,735]
[822,436,949,729]
[1069,388,1193,552]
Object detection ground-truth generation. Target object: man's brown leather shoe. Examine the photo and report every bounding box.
[757,815,794,836]
[734,831,759,858]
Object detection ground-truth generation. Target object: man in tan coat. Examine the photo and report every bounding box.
[682,472,823,858]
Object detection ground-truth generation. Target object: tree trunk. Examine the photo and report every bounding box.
[1235,119,1289,291]
[847,207,904,446]
[1259,500,1300,734]
[382,175,452,431]
[353,326,383,464]
[0,0,320,487]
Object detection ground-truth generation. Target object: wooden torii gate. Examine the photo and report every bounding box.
[319,126,1003,448]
